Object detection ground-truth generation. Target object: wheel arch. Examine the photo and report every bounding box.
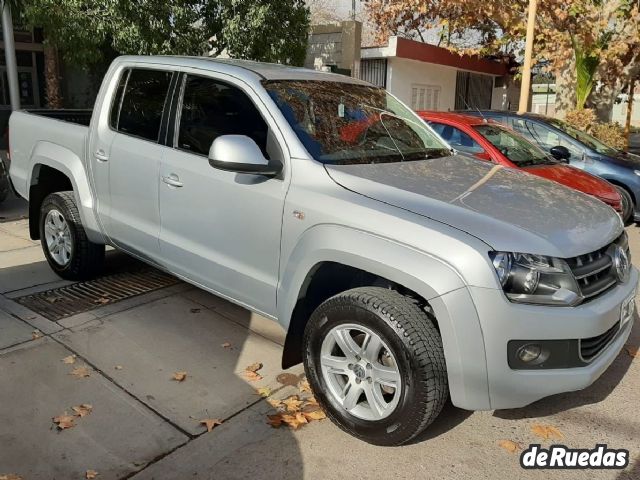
[27,142,104,243]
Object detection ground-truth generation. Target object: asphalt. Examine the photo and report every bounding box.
[0,197,639,480]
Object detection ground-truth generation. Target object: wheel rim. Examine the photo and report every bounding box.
[44,209,72,266]
[320,323,402,421]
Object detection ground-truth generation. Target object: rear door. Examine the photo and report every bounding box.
[158,73,289,316]
[102,67,175,261]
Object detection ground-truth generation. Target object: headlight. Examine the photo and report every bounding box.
[489,252,581,306]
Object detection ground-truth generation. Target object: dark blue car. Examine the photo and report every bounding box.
[461,110,640,223]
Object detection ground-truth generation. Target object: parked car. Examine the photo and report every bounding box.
[419,111,622,214]
[9,56,637,446]
[461,110,640,223]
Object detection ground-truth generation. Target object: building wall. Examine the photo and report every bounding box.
[304,21,361,76]
[386,57,458,111]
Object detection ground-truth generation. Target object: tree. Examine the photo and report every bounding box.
[365,0,640,119]
[17,0,310,107]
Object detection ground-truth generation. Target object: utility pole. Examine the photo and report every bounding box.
[518,0,537,114]
[2,0,20,111]
[352,0,356,21]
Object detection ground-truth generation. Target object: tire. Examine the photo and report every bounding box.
[39,191,105,280]
[303,287,448,446]
[614,186,634,225]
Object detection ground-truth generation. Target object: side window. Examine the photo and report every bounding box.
[116,69,172,142]
[430,122,484,154]
[528,122,583,158]
[177,75,269,158]
[109,69,129,130]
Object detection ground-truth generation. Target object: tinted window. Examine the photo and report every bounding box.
[514,120,583,159]
[430,122,484,154]
[109,69,129,130]
[117,69,172,142]
[474,124,553,167]
[177,75,269,157]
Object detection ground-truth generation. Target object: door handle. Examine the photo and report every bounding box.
[162,174,183,188]
[94,149,109,162]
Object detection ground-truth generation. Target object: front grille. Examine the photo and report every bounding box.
[580,322,620,362]
[565,234,628,302]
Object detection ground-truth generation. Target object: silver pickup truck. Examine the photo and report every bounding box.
[8,56,638,446]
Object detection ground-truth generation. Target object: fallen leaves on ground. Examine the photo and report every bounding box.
[172,371,188,382]
[72,404,93,418]
[114,365,123,370]
[221,342,231,349]
[498,439,522,453]
[298,380,312,393]
[190,308,201,314]
[531,424,564,440]
[32,330,42,340]
[625,344,639,358]
[199,418,223,433]
[0,474,23,480]
[256,387,272,398]
[265,377,326,430]
[243,362,263,381]
[70,366,91,378]
[44,295,62,304]
[53,413,76,430]
[61,355,77,364]
[94,297,110,305]
[85,470,98,479]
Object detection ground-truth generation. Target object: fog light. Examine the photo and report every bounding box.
[517,344,542,363]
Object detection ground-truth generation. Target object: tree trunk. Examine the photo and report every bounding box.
[553,57,576,119]
[43,42,63,109]
[587,82,617,123]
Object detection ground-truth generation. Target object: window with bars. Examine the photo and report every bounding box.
[410,84,441,111]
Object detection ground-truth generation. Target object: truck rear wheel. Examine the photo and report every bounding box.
[302,287,448,446]
[39,191,104,280]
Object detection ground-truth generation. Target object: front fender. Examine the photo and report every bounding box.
[29,142,105,244]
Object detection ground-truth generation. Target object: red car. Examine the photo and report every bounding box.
[418,112,622,213]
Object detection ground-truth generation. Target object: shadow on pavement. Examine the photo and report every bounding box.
[0,250,305,479]
[494,314,637,421]
[407,400,473,445]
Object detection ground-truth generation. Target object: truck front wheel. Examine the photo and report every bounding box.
[302,287,448,446]
[39,191,104,280]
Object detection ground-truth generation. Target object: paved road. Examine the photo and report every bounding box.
[0,212,639,479]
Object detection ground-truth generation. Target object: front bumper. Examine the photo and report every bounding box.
[461,267,638,410]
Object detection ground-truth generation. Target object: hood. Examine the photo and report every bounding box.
[326,155,623,258]
[522,164,621,204]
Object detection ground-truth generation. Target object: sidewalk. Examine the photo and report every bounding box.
[0,214,639,479]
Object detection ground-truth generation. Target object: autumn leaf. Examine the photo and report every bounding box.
[190,308,201,314]
[94,297,110,305]
[298,380,312,393]
[0,475,23,480]
[114,365,123,370]
[243,362,263,381]
[53,413,75,430]
[172,371,188,382]
[531,424,564,440]
[281,412,308,430]
[32,330,42,340]
[302,409,327,421]
[303,396,319,407]
[267,414,283,428]
[282,395,304,412]
[498,440,522,454]
[85,470,98,479]
[72,404,93,418]
[61,355,77,364]
[267,398,283,409]
[221,342,231,349]
[256,387,272,398]
[45,295,61,304]
[276,373,300,386]
[625,344,639,358]
[199,418,223,433]
[70,366,91,378]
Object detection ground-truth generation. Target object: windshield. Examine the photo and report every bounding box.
[547,118,618,155]
[263,80,451,165]
[473,124,555,167]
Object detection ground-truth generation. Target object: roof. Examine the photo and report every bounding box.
[362,37,508,76]
[114,55,371,85]
[417,111,490,126]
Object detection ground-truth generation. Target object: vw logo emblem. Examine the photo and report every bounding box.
[613,246,630,283]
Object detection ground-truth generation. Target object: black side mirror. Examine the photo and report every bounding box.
[550,145,570,162]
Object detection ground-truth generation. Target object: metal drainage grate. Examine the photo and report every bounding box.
[15,268,180,321]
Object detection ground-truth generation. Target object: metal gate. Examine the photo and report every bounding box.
[455,71,493,110]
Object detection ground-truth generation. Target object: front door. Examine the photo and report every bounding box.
[158,73,289,316]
